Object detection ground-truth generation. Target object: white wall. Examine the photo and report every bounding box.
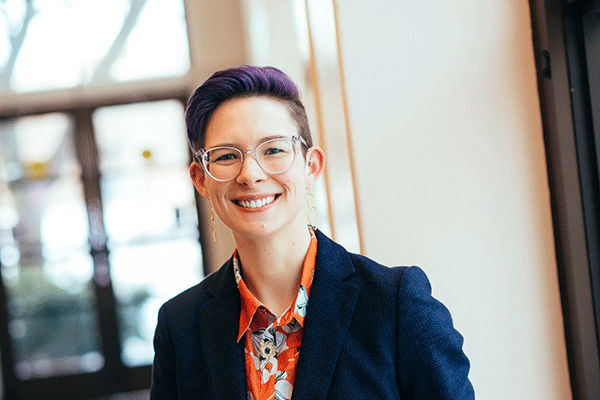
[334,0,571,398]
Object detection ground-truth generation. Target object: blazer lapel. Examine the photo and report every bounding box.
[292,230,360,400]
[198,259,247,399]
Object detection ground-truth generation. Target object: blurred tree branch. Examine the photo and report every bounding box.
[0,0,37,89]
[90,0,147,82]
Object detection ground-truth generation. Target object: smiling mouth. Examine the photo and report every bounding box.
[234,195,278,209]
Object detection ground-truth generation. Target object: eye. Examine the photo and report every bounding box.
[208,148,240,164]
[215,153,238,161]
[259,139,293,157]
[263,147,284,155]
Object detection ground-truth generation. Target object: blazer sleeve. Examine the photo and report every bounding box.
[395,266,475,399]
[150,304,178,400]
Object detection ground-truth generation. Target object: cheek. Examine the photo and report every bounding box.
[279,173,305,196]
[205,182,228,202]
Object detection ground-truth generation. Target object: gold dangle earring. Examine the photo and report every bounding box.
[306,188,318,230]
[210,202,217,243]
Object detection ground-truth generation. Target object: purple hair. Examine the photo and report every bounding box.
[185,65,312,152]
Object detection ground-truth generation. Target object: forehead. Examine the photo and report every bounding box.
[204,96,297,147]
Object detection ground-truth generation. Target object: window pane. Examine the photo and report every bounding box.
[110,239,201,366]
[0,0,190,93]
[93,100,203,367]
[0,115,103,380]
[94,100,190,172]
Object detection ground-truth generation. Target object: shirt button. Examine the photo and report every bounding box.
[265,362,273,370]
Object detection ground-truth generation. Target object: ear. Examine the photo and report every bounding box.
[304,146,326,189]
[189,161,210,200]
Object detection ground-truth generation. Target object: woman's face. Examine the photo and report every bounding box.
[190,96,324,241]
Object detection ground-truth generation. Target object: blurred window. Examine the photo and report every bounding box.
[0,114,102,379]
[0,0,190,93]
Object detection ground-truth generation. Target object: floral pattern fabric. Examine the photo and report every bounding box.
[234,231,317,400]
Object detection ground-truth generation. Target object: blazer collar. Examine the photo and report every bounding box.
[292,229,360,399]
[198,230,360,400]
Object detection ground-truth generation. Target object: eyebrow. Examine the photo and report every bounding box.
[205,135,291,149]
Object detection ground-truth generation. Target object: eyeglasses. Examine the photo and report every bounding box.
[194,135,307,182]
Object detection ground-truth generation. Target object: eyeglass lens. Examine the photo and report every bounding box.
[203,137,297,181]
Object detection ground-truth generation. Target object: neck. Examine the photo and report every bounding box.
[233,223,313,315]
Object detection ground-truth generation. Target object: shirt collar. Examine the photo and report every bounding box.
[235,229,318,342]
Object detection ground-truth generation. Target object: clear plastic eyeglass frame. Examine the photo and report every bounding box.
[194,135,308,182]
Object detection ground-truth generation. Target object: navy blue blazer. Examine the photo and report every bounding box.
[151,230,474,399]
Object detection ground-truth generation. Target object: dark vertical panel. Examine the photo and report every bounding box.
[73,110,124,395]
[564,0,600,371]
[0,266,18,399]
[530,0,600,398]
[581,9,600,345]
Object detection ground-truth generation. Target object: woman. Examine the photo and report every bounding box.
[151,66,474,399]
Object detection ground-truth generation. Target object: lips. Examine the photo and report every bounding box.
[234,195,278,209]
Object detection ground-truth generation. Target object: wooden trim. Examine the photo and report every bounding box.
[304,0,361,253]
[332,0,363,254]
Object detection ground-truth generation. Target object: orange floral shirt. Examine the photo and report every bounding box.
[234,231,317,400]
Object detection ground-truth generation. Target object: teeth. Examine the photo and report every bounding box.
[238,196,275,208]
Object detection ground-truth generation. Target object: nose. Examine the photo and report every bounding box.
[235,151,267,185]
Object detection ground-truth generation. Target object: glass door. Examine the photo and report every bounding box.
[0,99,205,399]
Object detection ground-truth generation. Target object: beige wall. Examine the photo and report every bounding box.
[334,0,571,398]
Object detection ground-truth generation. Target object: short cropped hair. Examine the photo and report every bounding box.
[185,65,312,155]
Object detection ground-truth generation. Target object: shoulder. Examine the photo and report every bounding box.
[313,231,474,397]
[343,251,455,338]
[159,281,207,315]
[344,247,429,296]
[158,257,236,321]
[313,229,425,294]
